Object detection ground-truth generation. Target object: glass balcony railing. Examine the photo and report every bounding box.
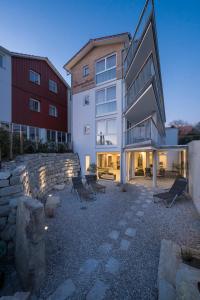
[124,0,153,76]
[124,117,158,146]
[124,56,155,110]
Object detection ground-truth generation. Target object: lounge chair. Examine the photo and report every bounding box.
[153,177,187,207]
[71,176,94,201]
[85,175,106,193]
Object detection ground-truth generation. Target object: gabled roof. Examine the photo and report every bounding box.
[64,32,131,72]
[10,51,70,89]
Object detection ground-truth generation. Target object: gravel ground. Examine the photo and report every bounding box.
[38,180,200,300]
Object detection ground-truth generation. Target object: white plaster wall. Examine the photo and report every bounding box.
[72,79,123,175]
[0,49,12,123]
[188,141,200,214]
[165,128,178,145]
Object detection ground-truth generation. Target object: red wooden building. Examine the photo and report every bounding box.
[11,53,70,143]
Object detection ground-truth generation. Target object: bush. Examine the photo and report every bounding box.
[0,128,9,159]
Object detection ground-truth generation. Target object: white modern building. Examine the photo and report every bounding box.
[64,0,187,186]
[0,46,12,123]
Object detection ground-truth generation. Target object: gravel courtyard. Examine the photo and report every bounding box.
[38,181,200,300]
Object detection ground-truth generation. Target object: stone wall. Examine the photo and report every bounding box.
[0,153,80,260]
[188,141,200,214]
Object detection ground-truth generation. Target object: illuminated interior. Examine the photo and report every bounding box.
[97,152,120,181]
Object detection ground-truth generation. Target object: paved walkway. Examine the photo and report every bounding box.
[38,181,200,300]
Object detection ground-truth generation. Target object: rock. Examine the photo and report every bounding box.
[0,217,7,231]
[0,180,9,188]
[7,241,15,258]
[53,184,65,191]
[0,185,23,197]
[11,165,26,176]
[0,205,10,217]
[0,224,16,241]
[47,279,75,300]
[9,198,18,209]
[176,263,200,300]
[158,279,176,300]
[16,196,45,292]
[0,291,31,299]
[46,196,60,207]
[0,240,7,258]
[9,175,22,186]
[8,213,16,224]
[0,172,11,180]
[0,198,9,206]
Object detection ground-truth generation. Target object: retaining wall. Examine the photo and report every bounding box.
[0,153,80,260]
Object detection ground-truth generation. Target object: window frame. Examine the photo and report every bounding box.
[96,118,117,146]
[49,105,58,117]
[29,70,41,85]
[95,85,117,117]
[29,98,40,112]
[49,79,58,93]
[95,53,117,85]
[82,65,89,77]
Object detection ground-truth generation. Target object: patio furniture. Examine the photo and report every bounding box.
[71,176,94,201]
[98,172,116,180]
[145,167,152,178]
[153,177,188,207]
[85,175,106,193]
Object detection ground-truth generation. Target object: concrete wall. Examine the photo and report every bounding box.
[188,141,200,214]
[0,47,12,122]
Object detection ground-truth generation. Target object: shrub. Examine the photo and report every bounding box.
[0,128,10,159]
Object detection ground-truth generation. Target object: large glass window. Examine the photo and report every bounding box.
[96,118,117,145]
[96,85,116,116]
[49,105,58,117]
[96,54,116,84]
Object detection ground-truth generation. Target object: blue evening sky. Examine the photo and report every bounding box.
[1,0,200,125]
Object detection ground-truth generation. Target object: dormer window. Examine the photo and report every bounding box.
[83,65,89,77]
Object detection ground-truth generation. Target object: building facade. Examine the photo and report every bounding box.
[64,33,130,180]
[0,48,70,145]
[0,46,12,123]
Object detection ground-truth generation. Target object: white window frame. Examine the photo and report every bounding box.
[49,79,58,93]
[95,85,117,117]
[49,105,58,117]
[29,70,40,85]
[29,98,40,112]
[96,118,117,146]
[83,95,90,106]
[83,65,89,77]
[95,53,116,85]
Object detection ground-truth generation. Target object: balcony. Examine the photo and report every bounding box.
[124,55,165,124]
[124,117,159,147]
[124,0,153,77]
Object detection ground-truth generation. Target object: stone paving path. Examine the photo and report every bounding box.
[38,181,200,300]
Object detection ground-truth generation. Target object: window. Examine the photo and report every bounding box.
[49,105,58,117]
[83,65,89,77]
[29,127,40,141]
[29,70,40,85]
[47,130,56,142]
[83,95,90,106]
[49,79,58,93]
[57,131,66,143]
[96,85,116,116]
[0,54,4,68]
[85,155,90,173]
[96,54,116,84]
[96,118,117,145]
[29,98,40,112]
[84,125,90,135]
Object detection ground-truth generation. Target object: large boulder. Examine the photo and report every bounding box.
[15,196,45,292]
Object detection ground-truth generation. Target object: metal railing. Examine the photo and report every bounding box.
[124,116,158,146]
[124,0,153,76]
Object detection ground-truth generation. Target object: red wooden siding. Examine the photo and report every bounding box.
[12,57,68,132]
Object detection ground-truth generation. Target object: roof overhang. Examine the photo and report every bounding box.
[64,32,131,72]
